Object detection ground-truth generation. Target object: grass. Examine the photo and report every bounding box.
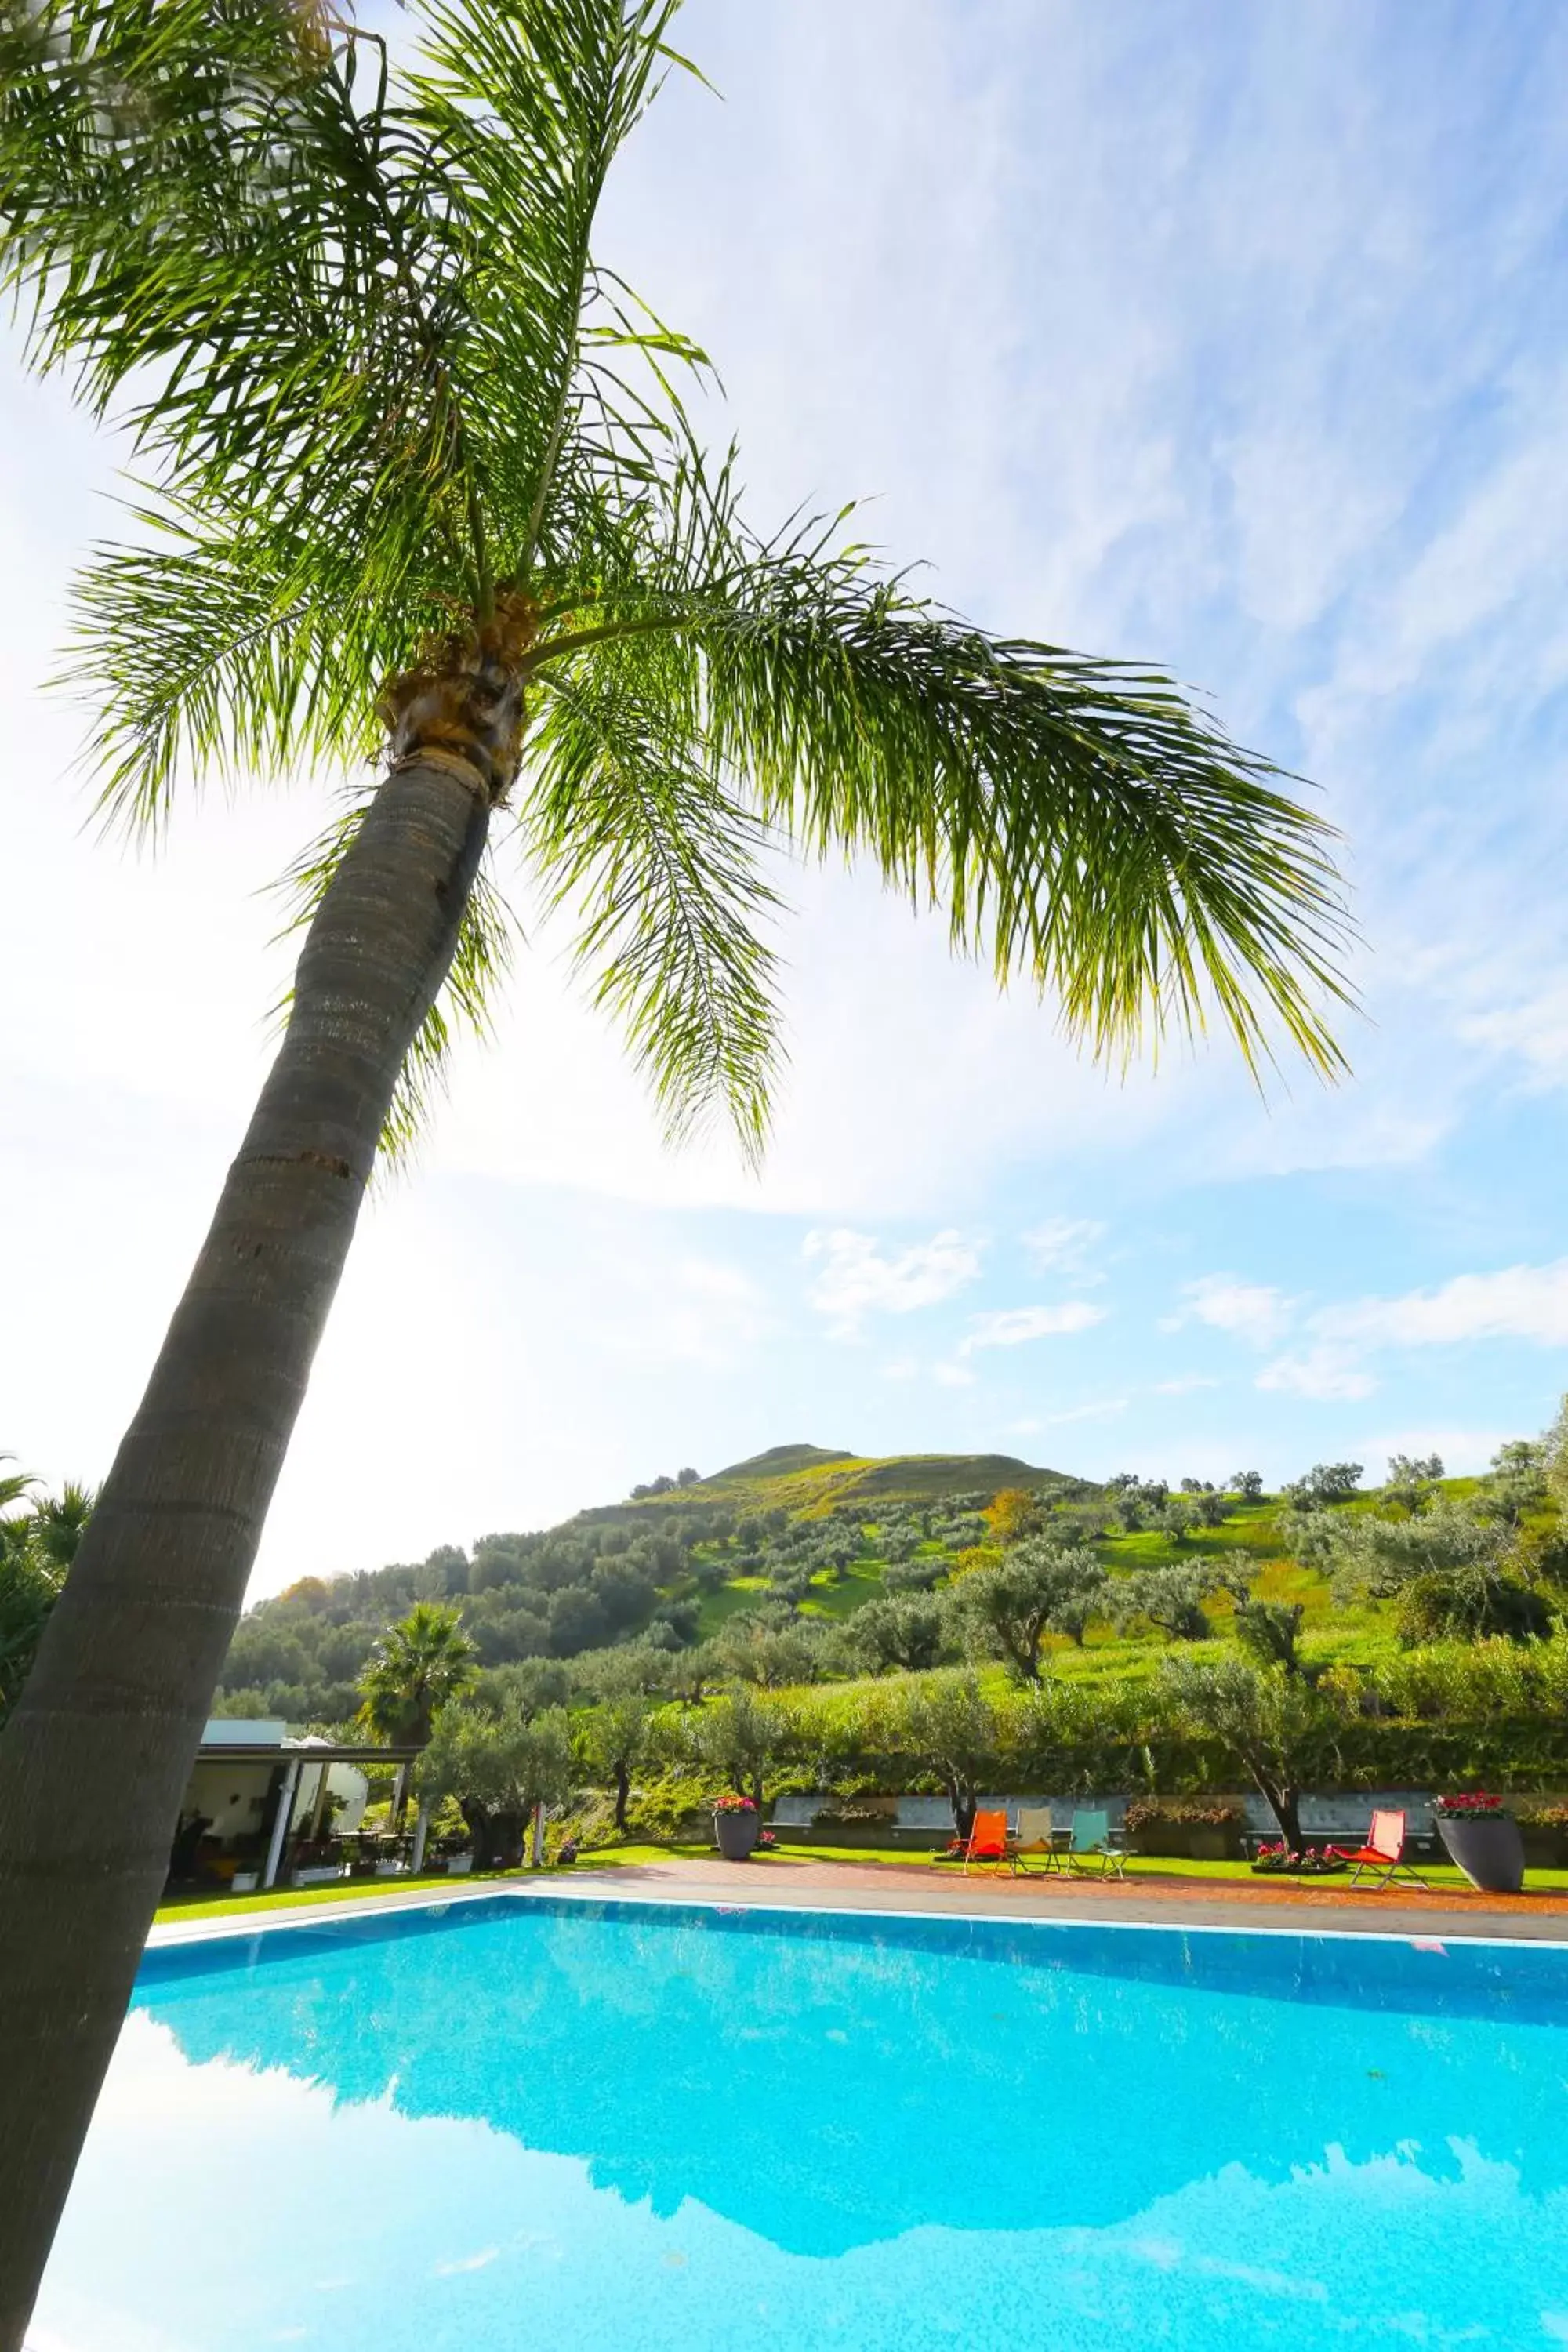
[151,1870,507,1926]
[151,1842,1568,1923]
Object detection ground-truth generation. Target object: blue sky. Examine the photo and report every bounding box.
[3,1,1568,1592]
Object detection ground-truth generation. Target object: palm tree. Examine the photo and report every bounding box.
[0,0,1351,2326]
[356,1600,477,1825]
[357,1601,478,1746]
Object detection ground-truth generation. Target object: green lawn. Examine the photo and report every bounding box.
[151,1869,507,1926]
[151,1841,1568,1928]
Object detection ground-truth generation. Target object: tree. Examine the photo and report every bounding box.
[581,1692,652,1831]
[478,1657,571,1720]
[416,1698,575,1867]
[1159,1654,1340,1849]
[950,1542,1107,1682]
[982,1487,1042,1547]
[1283,1462,1363,1508]
[848,1595,948,1675]
[1483,1439,1544,1528]
[675,1466,700,1487]
[688,1686,783,1811]
[663,1640,724,1710]
[1307,1497,1548,1642]
[0,2,1349,2313]
[572,1642,670,1701]
[715,1618,818,1690]
[355,1602,478,1748]
[1229,1471,1265,1501]
[356,1600,477,1828]
[1232,1596,1308,1680]
[1157,1497,1197,1545]
[1383,1453,1445,1516]
[896,1672,998,1842]
[1114,1566,1218,1642]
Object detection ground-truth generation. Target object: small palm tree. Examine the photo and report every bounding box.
[0,0,1350,2319]
[356,1600,477,1747]
[357,1600,477,1827]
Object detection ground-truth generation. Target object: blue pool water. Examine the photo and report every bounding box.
[33,1891,1568,2350]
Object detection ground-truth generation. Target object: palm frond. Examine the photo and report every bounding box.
[62,515,400,829]
[524,507,1353,1080]
[526,642,782,1151]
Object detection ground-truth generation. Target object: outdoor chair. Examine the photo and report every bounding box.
[1066,1808,1127,1879]
[1327,1809,1428,1891]
[1009,1806,1061,1874]
[962,1808,1013,1876]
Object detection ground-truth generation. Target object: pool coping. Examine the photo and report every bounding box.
[145,1868,1568,1958]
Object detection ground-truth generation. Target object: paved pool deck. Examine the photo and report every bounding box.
[148,1849,1568,1947]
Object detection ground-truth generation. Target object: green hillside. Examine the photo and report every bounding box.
[210,1436,1559,1748]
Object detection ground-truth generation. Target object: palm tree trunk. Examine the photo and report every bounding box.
[0,746,492,2350]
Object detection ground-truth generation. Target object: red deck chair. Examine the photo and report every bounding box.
[963,1808,1012,1876]
[1329,1809,1428,1890]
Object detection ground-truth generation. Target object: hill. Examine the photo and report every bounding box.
[209,1443,1546,1737]
[572,1444,1083,1527]
[212,1443,1090,1719]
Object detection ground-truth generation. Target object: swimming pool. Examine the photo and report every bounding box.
[32,1891,1568,2349]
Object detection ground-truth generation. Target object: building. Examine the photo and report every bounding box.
[174,1719,421,1893]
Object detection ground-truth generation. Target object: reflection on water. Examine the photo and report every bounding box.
[34,1896,1568,2352]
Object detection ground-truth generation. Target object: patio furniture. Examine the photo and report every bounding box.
[1066,1809,1127,1879]
[1009,1806,1066,1873]
[1327,1809,1428,1891]
[962,1808,1013,1876]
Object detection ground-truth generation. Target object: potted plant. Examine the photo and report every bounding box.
[712,1793,760,1860]
[1435,1792,1525,1893]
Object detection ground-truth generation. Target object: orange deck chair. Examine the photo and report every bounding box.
[963,1808,1012,1876]
[1329,1809,1428,1891]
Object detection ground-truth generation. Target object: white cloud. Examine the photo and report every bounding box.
[1317,1259,1568,1349]
[1021,1217,1108,1278]
[802,1226,982,1337]
[1459,985,1568,1089]
[959,1302,1107,1356]
[1040,1398,1130,1425]
[1152,1374,1221,1396]
[932,1362,978,1389]
[1171,1276,1297,1348]
[1256,1346,1377,1403]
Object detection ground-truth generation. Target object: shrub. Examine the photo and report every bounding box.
[1123,1798,1245,1832]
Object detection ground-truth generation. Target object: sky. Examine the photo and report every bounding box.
[4,0,1568,1598]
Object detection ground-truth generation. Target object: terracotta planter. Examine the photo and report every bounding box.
[1438,1811,1525,1893]
[713,1809,760,1860]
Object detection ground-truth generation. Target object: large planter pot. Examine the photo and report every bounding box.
[1438,1812,1525,1893]
[713,1809,760,1860]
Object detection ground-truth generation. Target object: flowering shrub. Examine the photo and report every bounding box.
[711,1794,757,1814]
[1123,1798,1244,1832]
[1435,1791,1506,1816]
[1250,1842,1345,1876]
